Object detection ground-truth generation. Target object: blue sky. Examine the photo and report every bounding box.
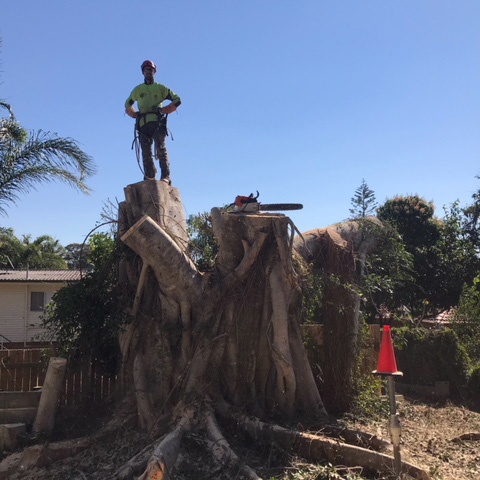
[1,0,479,246]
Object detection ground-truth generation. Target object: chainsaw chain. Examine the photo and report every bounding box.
[258,203,303,211]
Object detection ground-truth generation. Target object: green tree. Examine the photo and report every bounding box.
[20,234,67,269]
[377,195,439,248]
[453,276,480,362]
[430,202,480,309]
[187,211,218,271]
[359,220,414,318]
[349,179,377,219]
[377,195,441,317]
[41,233,127,372]
[0,102,96,215]
[462,174,480,247]
[377,195,479,317]
[0,228,67,269]
[0,227,23,268]
[64,242,93,270]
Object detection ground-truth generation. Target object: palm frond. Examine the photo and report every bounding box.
[0,101,15,120]
[0,129,96,215]
[0,119,27,144]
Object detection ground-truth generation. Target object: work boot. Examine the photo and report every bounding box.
[161,176,171,185]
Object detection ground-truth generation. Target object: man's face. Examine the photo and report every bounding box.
[143,67,155,83]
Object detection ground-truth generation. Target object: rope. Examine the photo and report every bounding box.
[130,111,173,177]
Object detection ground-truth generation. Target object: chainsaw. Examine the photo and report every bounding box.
[227,191,303,213]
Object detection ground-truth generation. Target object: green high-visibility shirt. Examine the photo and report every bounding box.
[125,82,181,126]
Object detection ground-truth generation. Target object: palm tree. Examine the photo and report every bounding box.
[0,102,96,215]
[0,228,67,269]
[20,234,67,269]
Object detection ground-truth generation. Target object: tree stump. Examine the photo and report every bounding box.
[113,183,429,479]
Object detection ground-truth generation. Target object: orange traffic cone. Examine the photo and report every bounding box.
[373,325,403,376]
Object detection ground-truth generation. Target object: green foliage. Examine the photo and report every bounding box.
[452,277,480,362]
[298,261,325,324]
[462,174,480,245]
[348,323,389,420]
[377,195,439,248]
[187,212,218,271]
[376,195,479,316]
[349,179,377,219]
[41,233,128,373]
[467,364,480,400]
[0,228,67,269]
[63,242,93,270]
[0,94,95,215]
[376,196,440,314]
[429,202,480,310]
[394,327,470,395]
[356,219,414,318]
[350,374,389,421]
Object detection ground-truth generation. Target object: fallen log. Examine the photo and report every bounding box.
[216,403,431,480]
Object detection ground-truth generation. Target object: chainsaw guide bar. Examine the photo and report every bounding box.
[258,203,303,211]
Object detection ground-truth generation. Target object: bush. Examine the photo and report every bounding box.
[468,364,480,401]
[41,233,128,373]
[394,327,470,396]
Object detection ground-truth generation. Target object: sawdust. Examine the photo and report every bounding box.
[345,397,480,480]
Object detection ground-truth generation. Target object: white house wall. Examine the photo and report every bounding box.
[0,285,26,345]
[0,283,62,344]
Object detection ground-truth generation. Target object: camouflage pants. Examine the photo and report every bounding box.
[138,121,170,181]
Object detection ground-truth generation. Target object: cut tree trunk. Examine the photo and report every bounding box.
[118,181,326,426]
[294,219,380,413]
[32,357,68,436]
[113,182,429,479]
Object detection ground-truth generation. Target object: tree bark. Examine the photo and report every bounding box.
[118,183,326,423]
[294,219,380,413]
[32,357,67,436]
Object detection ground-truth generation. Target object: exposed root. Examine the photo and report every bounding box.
[451,432,480,442]
[203,407,261,480]
[310,423,391,452]
[138,407,194,480]
[215,402,431,480]
[114,442,157,479]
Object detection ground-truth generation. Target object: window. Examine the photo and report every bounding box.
[30,292,45,311]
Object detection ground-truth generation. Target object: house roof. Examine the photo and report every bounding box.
[421,308,456,328]
[0,270,83,283]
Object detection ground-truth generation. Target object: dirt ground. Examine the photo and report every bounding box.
[3,395,480,480]
[345,396,480,480]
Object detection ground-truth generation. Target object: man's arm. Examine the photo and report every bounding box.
[160,89,181,114]
[125,99,138,118]
[125,89,138,118]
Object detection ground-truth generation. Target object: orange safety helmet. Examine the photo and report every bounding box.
[141,60,157,73]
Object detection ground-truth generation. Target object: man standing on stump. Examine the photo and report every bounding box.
[125,60,181,184]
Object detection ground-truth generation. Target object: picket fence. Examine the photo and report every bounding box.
[0,348,116,406]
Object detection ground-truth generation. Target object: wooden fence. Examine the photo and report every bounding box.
[0,349,117,406]
[0,325,382,406]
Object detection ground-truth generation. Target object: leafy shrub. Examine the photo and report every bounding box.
[453,277,480,362]
[394,327,470,396]
[468,364,480,401]
[41,233,128,373]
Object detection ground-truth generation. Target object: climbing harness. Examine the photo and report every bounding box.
[131,109,173,175]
